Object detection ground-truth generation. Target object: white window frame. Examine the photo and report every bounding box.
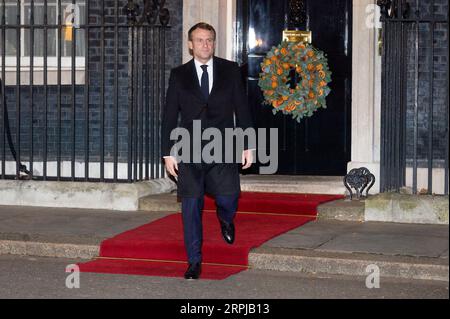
[1,1,86,85]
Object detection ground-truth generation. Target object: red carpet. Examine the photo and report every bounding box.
[78,192,342,280]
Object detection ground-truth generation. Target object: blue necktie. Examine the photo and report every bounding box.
[200,65,209,100]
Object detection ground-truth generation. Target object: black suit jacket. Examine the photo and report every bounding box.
[161,56,254,160]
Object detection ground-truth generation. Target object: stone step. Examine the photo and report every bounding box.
[0,239,99,260]
[365,193,449,225]
[240,175,347,195]
[317,199,365,222]
[138,175,349,213]
[0,178,177,211]
[138,189,346,213]
[2,238,446,282]
[317,194,449,225]
[249,247,449,282]
[139,192,181,212]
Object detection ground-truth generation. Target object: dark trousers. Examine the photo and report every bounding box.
[181,193,239,264]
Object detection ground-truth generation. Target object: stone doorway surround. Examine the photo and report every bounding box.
[348,0,382,194]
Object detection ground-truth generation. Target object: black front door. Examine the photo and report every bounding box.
[240,0,352,176]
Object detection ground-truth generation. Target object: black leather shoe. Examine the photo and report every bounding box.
[184,262,201,280]
[219,219,235,244]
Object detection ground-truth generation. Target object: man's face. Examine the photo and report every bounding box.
[188,28,215,63]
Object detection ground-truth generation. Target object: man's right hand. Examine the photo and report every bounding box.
[164,156,178,177]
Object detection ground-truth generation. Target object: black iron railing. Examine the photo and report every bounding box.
[378,0,449,195]
[0,0,169,183]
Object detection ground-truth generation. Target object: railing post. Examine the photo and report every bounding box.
[378,0,449,195]
[0,0,170,183]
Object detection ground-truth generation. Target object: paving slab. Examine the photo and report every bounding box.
[316,233,449,258]
[265,233,333,250]
[353,221,449,238]
[286,220,361,235]
[265,220,360,249]
[0,205,172,243]
[264,220,449,259]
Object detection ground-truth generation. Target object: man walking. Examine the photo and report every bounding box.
[161,22,254,280]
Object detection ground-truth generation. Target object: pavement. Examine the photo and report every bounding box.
[0,204,448,282]
[1,255,448,299]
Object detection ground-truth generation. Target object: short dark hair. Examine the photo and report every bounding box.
[188,22,216,41]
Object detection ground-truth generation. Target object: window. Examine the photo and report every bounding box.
[1,0,86,84]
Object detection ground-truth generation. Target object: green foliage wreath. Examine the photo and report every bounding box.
[258,41,332,122]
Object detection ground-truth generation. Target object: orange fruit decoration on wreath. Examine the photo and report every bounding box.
[258,41,332,122]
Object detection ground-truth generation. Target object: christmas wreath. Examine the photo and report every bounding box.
[258,41,332,122]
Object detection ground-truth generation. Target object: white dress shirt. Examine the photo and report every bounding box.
[194,58,214,93]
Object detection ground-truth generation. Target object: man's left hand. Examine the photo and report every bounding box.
[242,149,254,170]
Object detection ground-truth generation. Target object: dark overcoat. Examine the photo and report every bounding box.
[161,56,254,197]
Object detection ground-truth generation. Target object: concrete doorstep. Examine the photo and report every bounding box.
[240,175,347,195]
[0,178,177,211]
[365,193,449,225]
[317,194,449,225]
